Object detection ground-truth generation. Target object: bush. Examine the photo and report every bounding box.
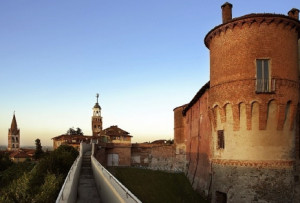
[0,145,79,202]
[32,173,64,203]
[0,153,13,171]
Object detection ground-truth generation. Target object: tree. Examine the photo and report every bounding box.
[66,127,83,135]
[0,144,79,202]
[34,138,44,160]
[76,127,83,135]
[0,153,13,171]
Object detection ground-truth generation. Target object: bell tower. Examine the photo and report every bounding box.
[92,93,102,136]
[8,112,20,151]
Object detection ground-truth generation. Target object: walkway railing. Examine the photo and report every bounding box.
[56,143,141,203]
[91,144,141,203]
[56,155,82,203]
[91,155,141,203]
[56,142,92,203]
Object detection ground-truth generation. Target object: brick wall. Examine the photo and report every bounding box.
[94,143,132,166]
[131,143,186,172]
[205,11,300,202]
[184,91,212,197]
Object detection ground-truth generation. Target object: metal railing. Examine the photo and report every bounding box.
[56,155,82,203]
[91,155,142,203]
[56,142,91,203]
[256,78,275,93]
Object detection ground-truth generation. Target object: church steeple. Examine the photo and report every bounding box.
[10,113,18,134]
[92,94,103,136]
[8,112,20,151]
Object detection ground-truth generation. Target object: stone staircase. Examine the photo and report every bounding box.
[77,151,101,203]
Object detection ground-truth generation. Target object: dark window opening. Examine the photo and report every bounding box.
[256,59,272,93]
[217,130,225,149]
[216,191,227,203]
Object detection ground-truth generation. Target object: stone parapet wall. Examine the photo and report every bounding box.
[131,144,186,172]
[212,163,294,203]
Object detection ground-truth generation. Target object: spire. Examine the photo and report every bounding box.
[94,93,101,109]
[10,112,19,134]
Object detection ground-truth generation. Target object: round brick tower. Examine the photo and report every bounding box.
[205,3,300,202]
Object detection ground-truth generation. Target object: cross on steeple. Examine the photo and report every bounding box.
[96,93,99,103]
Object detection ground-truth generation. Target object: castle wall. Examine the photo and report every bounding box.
[174,105,187,156]
[184,91,212,197]
[210,101,295,202]
[295,39,300,200]
[211,101,295,161]
[209,21,299,88]
[212,164,294,202]
[298,39,300,73]
[131,143,186,172]
[105,144,132,166]
[92,143,186,172]
[203,9,300,201]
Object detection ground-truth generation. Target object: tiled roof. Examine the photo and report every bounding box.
[101,125,132,137]
[9,150,30,159]
[94,102,101,109]
[52,134,93,140]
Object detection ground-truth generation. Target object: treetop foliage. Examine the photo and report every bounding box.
[34,138,44,160]
[66,127,83,135]
[0,145,79,202]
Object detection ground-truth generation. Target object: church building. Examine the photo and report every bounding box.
[8,113,20,151]
[92,93,103,136]
[52,94,132,149]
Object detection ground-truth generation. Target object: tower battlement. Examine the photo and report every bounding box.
[174,2,300,202]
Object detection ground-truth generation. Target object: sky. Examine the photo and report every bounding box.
[0,0,299,147]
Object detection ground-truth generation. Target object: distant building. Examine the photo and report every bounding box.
[100,125,132,144]
[8,113,20,151]
[9,150,32,163]
[52,94,132,149]
[92,93,103,136]
[52,134,92,150]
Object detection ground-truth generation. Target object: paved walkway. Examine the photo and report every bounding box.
[76,151,101,203]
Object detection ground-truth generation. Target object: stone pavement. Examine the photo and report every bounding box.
[76,151,101,203]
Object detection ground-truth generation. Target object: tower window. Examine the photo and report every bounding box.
[94,125,96,129]
[217,130,225,149]
[256,59,273,93]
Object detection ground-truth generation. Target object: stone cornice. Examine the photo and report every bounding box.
[212,159,294,168]
[205,13,300,48]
